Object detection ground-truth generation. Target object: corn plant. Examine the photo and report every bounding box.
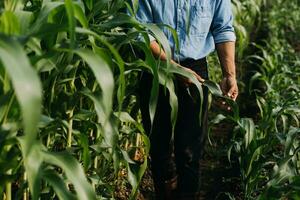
[231,0,265,61]
[248,40,300,199]
[217,0,300,198]
[0,0,223,199]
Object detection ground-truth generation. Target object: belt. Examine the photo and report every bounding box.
[179,57,208,79]
[179,57,207,69]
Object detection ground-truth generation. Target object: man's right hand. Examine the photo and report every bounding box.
[149,41,205,86]
[177,66,205,87]
[220,75,238,101]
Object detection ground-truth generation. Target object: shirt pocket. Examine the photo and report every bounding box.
[189,1,212,37]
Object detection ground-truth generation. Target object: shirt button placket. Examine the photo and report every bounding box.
[176,0,182,58]
[176,0,181,35]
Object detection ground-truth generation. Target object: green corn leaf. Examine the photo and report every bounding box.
[144,23,172,68]
[239,118,255,149]
[76,27,125,112]
[81,89,118,149]
[163,63,203,124]
[141,133,151,155]
[65,0,76,49]
[284,127,300,158]
[75,49,114,117]
[158,69,178,136]
[130,0,139,15]
[0,11,21,35]
[121,150,136,165]
[132,40,159,133]
[158,24,180,57]
[203,80,223,96]
[42,169,76,200]
[280,114,288,134]
[245,145,263,178]
[0,92,13,122]
[14,10,33,35]
[42,150,96,200]
[74,4,88,28]
[211,114,227,124]
[30,1,65,35]
[18,139,43,200]
[115,112,136,123]
[267,147,300,189]
[227,142,236,163]
[166,77,178,134]
[77,24,164,131]
[147,58,159,134]
[113,148,121,175]
[84,0,93,11]
[3,0,23,11]
[81,89,105,124]
[127,159,148,200]
[74,132,91,171]
[127,163,138,199]
[0,35,42,154]
[98,13,139,30]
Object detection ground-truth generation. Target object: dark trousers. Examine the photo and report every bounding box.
[139,58,209,199]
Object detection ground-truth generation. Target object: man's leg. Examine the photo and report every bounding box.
[139,72,177,200]
[174,59,209,199]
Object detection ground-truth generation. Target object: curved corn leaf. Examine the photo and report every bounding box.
[14,10,34,35]
[239,118,255,149]
[131,40,159,133]
[203,80,223,97]
[42,169,76,200]
[18,139,43,200]
[42,150,96,200]
[76,27,125,112]
[65,0,76,48]
[158,69,178,135]
[158,23,180,57]
[30,1,65,35]
[0,35,42,154]
[75,49,114,117]
[164,63,203,124]
[98,13,139,30]
[81,89,118,149]
[74,3,88,28]
[131,0,139,15]
[0,11,21,35]
[144,23,172,67]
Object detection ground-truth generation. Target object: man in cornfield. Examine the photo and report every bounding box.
[136,0,238,199]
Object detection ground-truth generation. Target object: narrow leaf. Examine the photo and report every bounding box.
[0,35,42,154]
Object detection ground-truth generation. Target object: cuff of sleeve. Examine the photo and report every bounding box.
[213,31,236,44]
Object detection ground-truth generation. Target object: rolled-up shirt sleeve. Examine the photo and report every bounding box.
[211,0,236,44]
[136,0,156,42]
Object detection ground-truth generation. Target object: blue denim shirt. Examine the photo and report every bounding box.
[135,0,236,60]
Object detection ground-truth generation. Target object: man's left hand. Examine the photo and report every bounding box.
[220,76,238,101]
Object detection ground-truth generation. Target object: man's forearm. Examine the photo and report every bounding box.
[216,41,238,100]
[150,40,176,64]
[216,41,236,78]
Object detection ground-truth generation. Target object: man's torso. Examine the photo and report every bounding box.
[146,0,216,60]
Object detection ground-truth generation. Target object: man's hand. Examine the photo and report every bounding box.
[178,66,205,87]
[215,41,238,101]
[220,76,238,101]
[149,41,205,86]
